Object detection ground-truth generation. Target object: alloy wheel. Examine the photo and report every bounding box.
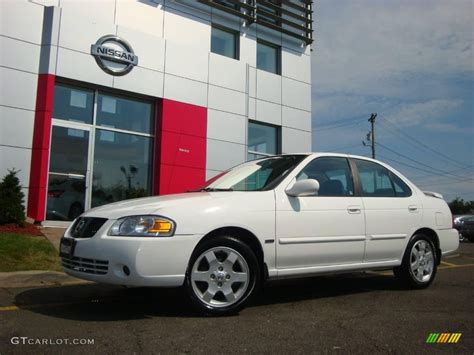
[409,240,434,283]
[190,247,250,308]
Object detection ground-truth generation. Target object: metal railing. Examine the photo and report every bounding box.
[196,0,313,45]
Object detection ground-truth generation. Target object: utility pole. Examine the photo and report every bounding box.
[368,113,377,159]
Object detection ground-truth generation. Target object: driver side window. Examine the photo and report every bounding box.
[296,157,355,196]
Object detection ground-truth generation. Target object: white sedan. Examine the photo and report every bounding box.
[60,153,459,315]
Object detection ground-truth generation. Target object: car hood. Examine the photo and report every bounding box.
[82,192,228,219]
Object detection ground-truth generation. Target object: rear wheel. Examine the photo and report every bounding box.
[185,236,260,316]
[394,234,437,289]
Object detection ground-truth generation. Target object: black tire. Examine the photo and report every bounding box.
[394,234,438,289]
[184,235,260,316]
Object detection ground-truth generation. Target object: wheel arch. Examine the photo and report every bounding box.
[412,227,441,264]
[196,226,267,279]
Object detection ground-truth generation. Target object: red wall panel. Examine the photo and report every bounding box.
[156,99,207,195]
[27,74,55,221]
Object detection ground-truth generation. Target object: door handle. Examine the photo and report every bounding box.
[408,205,418,212]
[347,206,361,214]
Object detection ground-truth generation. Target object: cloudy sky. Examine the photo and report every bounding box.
[311,0,473,201]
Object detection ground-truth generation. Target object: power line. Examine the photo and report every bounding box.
[416,179,474,187]
[379,120,470,169]
[378,154,468,182]
[317,115,366,128]
[409,164,474,180]
[317,120,362,131]
[376,142,467,180]
[323,143,363,151]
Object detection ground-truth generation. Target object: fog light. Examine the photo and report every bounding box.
[123,265,130,276]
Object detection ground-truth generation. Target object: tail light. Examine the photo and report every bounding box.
[48,190,64,198]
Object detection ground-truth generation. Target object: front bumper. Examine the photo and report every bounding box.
[61,220,201,287]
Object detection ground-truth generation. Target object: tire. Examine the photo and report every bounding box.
[394,234,437,289]
[184,235,260,316]
[459,233,465,243]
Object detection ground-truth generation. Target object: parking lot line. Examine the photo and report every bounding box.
[438,263,474,270]
[0,306,19,312]
[441,261,458,267]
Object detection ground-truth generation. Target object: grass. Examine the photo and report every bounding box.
[0,233,62,272]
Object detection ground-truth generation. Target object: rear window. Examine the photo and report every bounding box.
[354,159,412,198]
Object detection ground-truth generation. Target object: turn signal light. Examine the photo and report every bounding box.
[149,220,173,234]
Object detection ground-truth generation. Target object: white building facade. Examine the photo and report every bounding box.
[0,0,313,223]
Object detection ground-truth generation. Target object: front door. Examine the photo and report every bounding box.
[276,157,365,269]
[46,125,90,221]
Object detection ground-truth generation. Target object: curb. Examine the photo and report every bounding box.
[0,270,91,288]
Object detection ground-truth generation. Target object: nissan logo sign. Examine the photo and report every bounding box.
[91,35,138,76]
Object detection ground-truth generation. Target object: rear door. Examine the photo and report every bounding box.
[351,158,422,262]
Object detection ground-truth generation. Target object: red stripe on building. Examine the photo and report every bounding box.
[156,99,207,195]
[27,74,55,221]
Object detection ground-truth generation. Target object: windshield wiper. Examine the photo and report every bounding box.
[200,187,234,192]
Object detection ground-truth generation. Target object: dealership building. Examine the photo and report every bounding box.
[0,0,313,224]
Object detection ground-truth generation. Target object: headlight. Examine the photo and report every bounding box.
[108,215,176,237]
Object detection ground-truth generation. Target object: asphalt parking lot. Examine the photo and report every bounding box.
[1,243,473,354]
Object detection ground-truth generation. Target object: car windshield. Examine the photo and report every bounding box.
[200,155,307,192]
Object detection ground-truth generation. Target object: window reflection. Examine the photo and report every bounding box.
[96,93,153,134]
[257,41,280,74]
[53,84,94,123]
[248,121,279,160]
[92,130,152,208]
[211,26,238,59]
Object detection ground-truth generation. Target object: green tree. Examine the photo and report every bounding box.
[448,197,474,215]
[0,169,25,225]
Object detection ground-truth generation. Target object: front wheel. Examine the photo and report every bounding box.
[394,234,437,289]
[184,236,260,316]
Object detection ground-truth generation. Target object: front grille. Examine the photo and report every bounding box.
[70,217,107,238]
[62,255,109,275]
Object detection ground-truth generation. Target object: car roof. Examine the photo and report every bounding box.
[284,152,382,163]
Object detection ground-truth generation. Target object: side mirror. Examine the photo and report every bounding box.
[285,179,320,197]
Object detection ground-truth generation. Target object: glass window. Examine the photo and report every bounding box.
[390,171,412,197]
[211,26,238,59]
[248,121,279,160]
[202,155,307,191]
[53,84,94,123]
[215,0,239,10]
[257,41,280,74]
[96,93,153,134]
[92,130,152,207]
[354,159,398,197]
[257,1,281,26]
[296,157,355,197]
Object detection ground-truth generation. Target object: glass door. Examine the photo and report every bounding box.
[46,125,90,221]
[46,83,154,222]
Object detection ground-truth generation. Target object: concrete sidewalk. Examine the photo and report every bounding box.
[40,227,66,250]
[0,270,89,288]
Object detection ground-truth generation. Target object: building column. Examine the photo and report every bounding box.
[155,99,207,195]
